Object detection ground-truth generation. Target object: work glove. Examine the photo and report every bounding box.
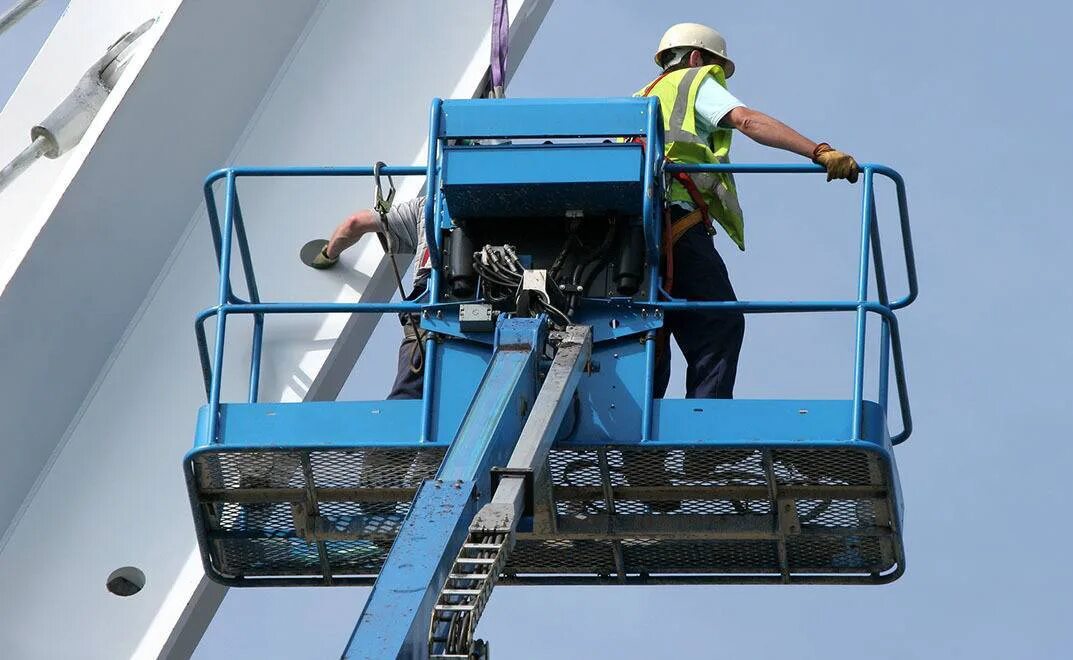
[812,143,860,183]
[300,238,338,269]
[311,247,338,269]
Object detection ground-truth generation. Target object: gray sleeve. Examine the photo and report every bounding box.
[379,195,425,255]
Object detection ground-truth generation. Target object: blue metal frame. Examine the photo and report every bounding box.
[662,161,916,443]
[196,164,427,448]
[185,397,905,592]
[182,102,923,654]
[193,97,917,467]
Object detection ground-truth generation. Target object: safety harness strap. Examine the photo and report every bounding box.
[635,70,717,249]
[373,162,426,373]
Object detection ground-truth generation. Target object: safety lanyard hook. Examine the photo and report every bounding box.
[373,161,396,215]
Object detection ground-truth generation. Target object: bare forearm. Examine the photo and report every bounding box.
[726,107,817,159]
[325,209,381,259]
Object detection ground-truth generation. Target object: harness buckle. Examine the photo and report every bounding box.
[373,161,396,216]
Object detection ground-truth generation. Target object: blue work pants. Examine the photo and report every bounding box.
[386,321,426,400]
[653,209,744,399]
[387,278,428,400]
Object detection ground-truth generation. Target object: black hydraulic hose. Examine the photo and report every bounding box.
[565,219,619,315]
[570,219,618,287]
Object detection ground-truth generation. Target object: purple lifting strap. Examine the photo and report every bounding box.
[491,0,509,97]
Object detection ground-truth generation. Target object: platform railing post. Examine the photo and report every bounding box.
[641,331,658,442]
[230,187,260,303]
[423,98,443,270]
[420,190,445,444]
[420,100,444,444]
[231,191,266,402]
[204,181,224,269]
[207,171,237,443]
[419,335,438,444]
[851,167,875,440]
[868,188,892,415]
[641,96,662,443]
[249,313,264,404]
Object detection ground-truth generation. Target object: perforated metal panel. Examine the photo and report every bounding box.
[190,447,443,584]
[187,443,901,585]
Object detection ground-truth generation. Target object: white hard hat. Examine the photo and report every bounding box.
[654,23,735,78]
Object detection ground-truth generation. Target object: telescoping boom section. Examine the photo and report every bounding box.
[184,98,918,658]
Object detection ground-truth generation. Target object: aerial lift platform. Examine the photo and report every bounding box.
[184,97,917,658]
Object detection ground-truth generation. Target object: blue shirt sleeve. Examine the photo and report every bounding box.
[693,76,745,132]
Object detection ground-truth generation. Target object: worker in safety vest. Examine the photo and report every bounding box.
[644,23,860,400]
[311,196,431,400]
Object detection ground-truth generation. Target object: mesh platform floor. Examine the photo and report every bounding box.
[188,445,901,585]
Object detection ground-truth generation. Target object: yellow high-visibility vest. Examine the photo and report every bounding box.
[635,64,746,250]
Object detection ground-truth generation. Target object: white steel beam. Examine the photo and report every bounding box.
[0,1,553,658]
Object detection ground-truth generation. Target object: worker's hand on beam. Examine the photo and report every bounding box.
[812,144,860,183]
[301,238,339,269]
[311,246,339,269]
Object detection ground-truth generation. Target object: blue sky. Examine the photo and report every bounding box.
[0,0,67,110]
[6,1,1073,658]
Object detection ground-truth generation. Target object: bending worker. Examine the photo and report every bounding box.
[644,22,859,400]
[311,195,430,400]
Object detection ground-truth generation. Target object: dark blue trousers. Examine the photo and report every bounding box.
[653,209,745,399]
[386,324,426,400]
[387,279,428,400]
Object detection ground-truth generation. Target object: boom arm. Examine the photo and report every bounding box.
[343,319,592,659]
